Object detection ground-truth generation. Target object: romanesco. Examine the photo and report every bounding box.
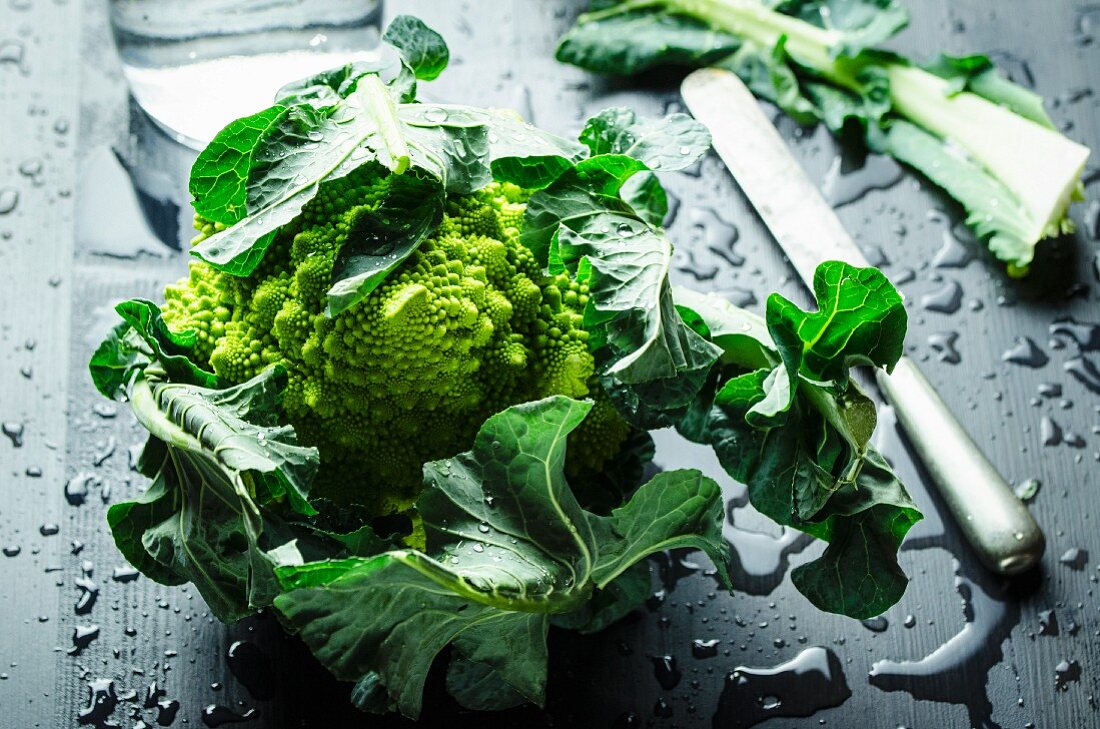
[162,164,631,517]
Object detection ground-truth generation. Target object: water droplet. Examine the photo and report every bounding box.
[861,616,889,633]
[822,153,903,207]
[69,624,100,655]
[112,565,140,583]
[2,545,20,558]
[1002,337,1049,368]
[921,280,963,314]
[477,522,490,534]
[691,638,720,659]
[1041,416,1063,446]
[928,331,961,364]
[612,711,641,728]
[649,655,681,690]
[653,697,673,718]
[75,577,98,615]
[39,523,59,536]
[1059,547,1088,570]
[157,697,182,726]
[870,562,1014,729]
[1055,659,1082,691]
[92,436,117,467]
[1065,356,1100,394]
[78,678,118,726]
[424,107,448,123]
[713,647,851,727]
[1039,609,1060,636]
[1050,318,1100,351]
[65,473,97,506]
[201,705,258,727]
[931,230,974,269]
[0,188,19,214]
[1,421,24,447]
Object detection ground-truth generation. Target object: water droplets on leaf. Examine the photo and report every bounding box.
[424,107,448,123]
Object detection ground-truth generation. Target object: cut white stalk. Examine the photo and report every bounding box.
[886,64,1089,244]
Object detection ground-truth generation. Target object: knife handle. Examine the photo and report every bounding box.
[874,356,1045,575]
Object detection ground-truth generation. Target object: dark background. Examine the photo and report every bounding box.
[1,1,1099,727]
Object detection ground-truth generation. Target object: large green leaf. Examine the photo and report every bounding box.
[556,5,742,75]
[274,396,730,718]
[774,0,908,56]
[766,260,906,383]
[523,155,722,427]
[107,367,321,622]
[88,299,219,398]
[325,172,445,316]
[382,14,450,81]
[190,83,492,275]
[578,107,711,170]
[672,263,920,619]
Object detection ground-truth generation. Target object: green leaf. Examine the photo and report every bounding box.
[107,367,321,622]
[383,15,450,81]
[923,54,1055,128]
[89,299,219,399]
[766,260,906,383]
[325,172,445,316]
[275,396,729,717]
[720,37,819,125]
[591,469,731,587]
[523,156,722,427]
[579,107,711,170]
[774,0,908,56]
[556,6,741,75]
[879,119,1038,269]
[190,105,289,225]
[790,450,921,616]
[486,109,590,189]
[446,657,531,712]
[619,171,668,227]
[190,83,492,277]
[448,613,550,710]
[275,60,391,109]
[673,262,920,619]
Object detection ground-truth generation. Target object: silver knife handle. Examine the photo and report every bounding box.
[875,356,1045,575]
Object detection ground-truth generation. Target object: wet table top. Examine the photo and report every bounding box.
[1,1,1099,728]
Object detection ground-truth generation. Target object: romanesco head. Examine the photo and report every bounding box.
[164,164,630,520]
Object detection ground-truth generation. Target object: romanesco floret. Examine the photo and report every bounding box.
[164,164,630,518]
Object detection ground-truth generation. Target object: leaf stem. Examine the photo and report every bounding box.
[128,377,203,452]
[359,74,411,174]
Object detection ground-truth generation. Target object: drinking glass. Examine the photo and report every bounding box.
[110,0,384,148]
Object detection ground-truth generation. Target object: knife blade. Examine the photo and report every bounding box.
[681,67,1045,576]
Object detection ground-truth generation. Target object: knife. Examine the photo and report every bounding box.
[681,67,1045,576]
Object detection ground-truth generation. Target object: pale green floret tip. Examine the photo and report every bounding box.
[162,166,628,520]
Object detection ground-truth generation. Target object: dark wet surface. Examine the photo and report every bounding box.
[1,1,1099,727]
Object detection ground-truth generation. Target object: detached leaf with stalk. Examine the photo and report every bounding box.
[557,0,1092,274]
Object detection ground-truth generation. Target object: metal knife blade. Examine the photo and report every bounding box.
[681,67,1045,576]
